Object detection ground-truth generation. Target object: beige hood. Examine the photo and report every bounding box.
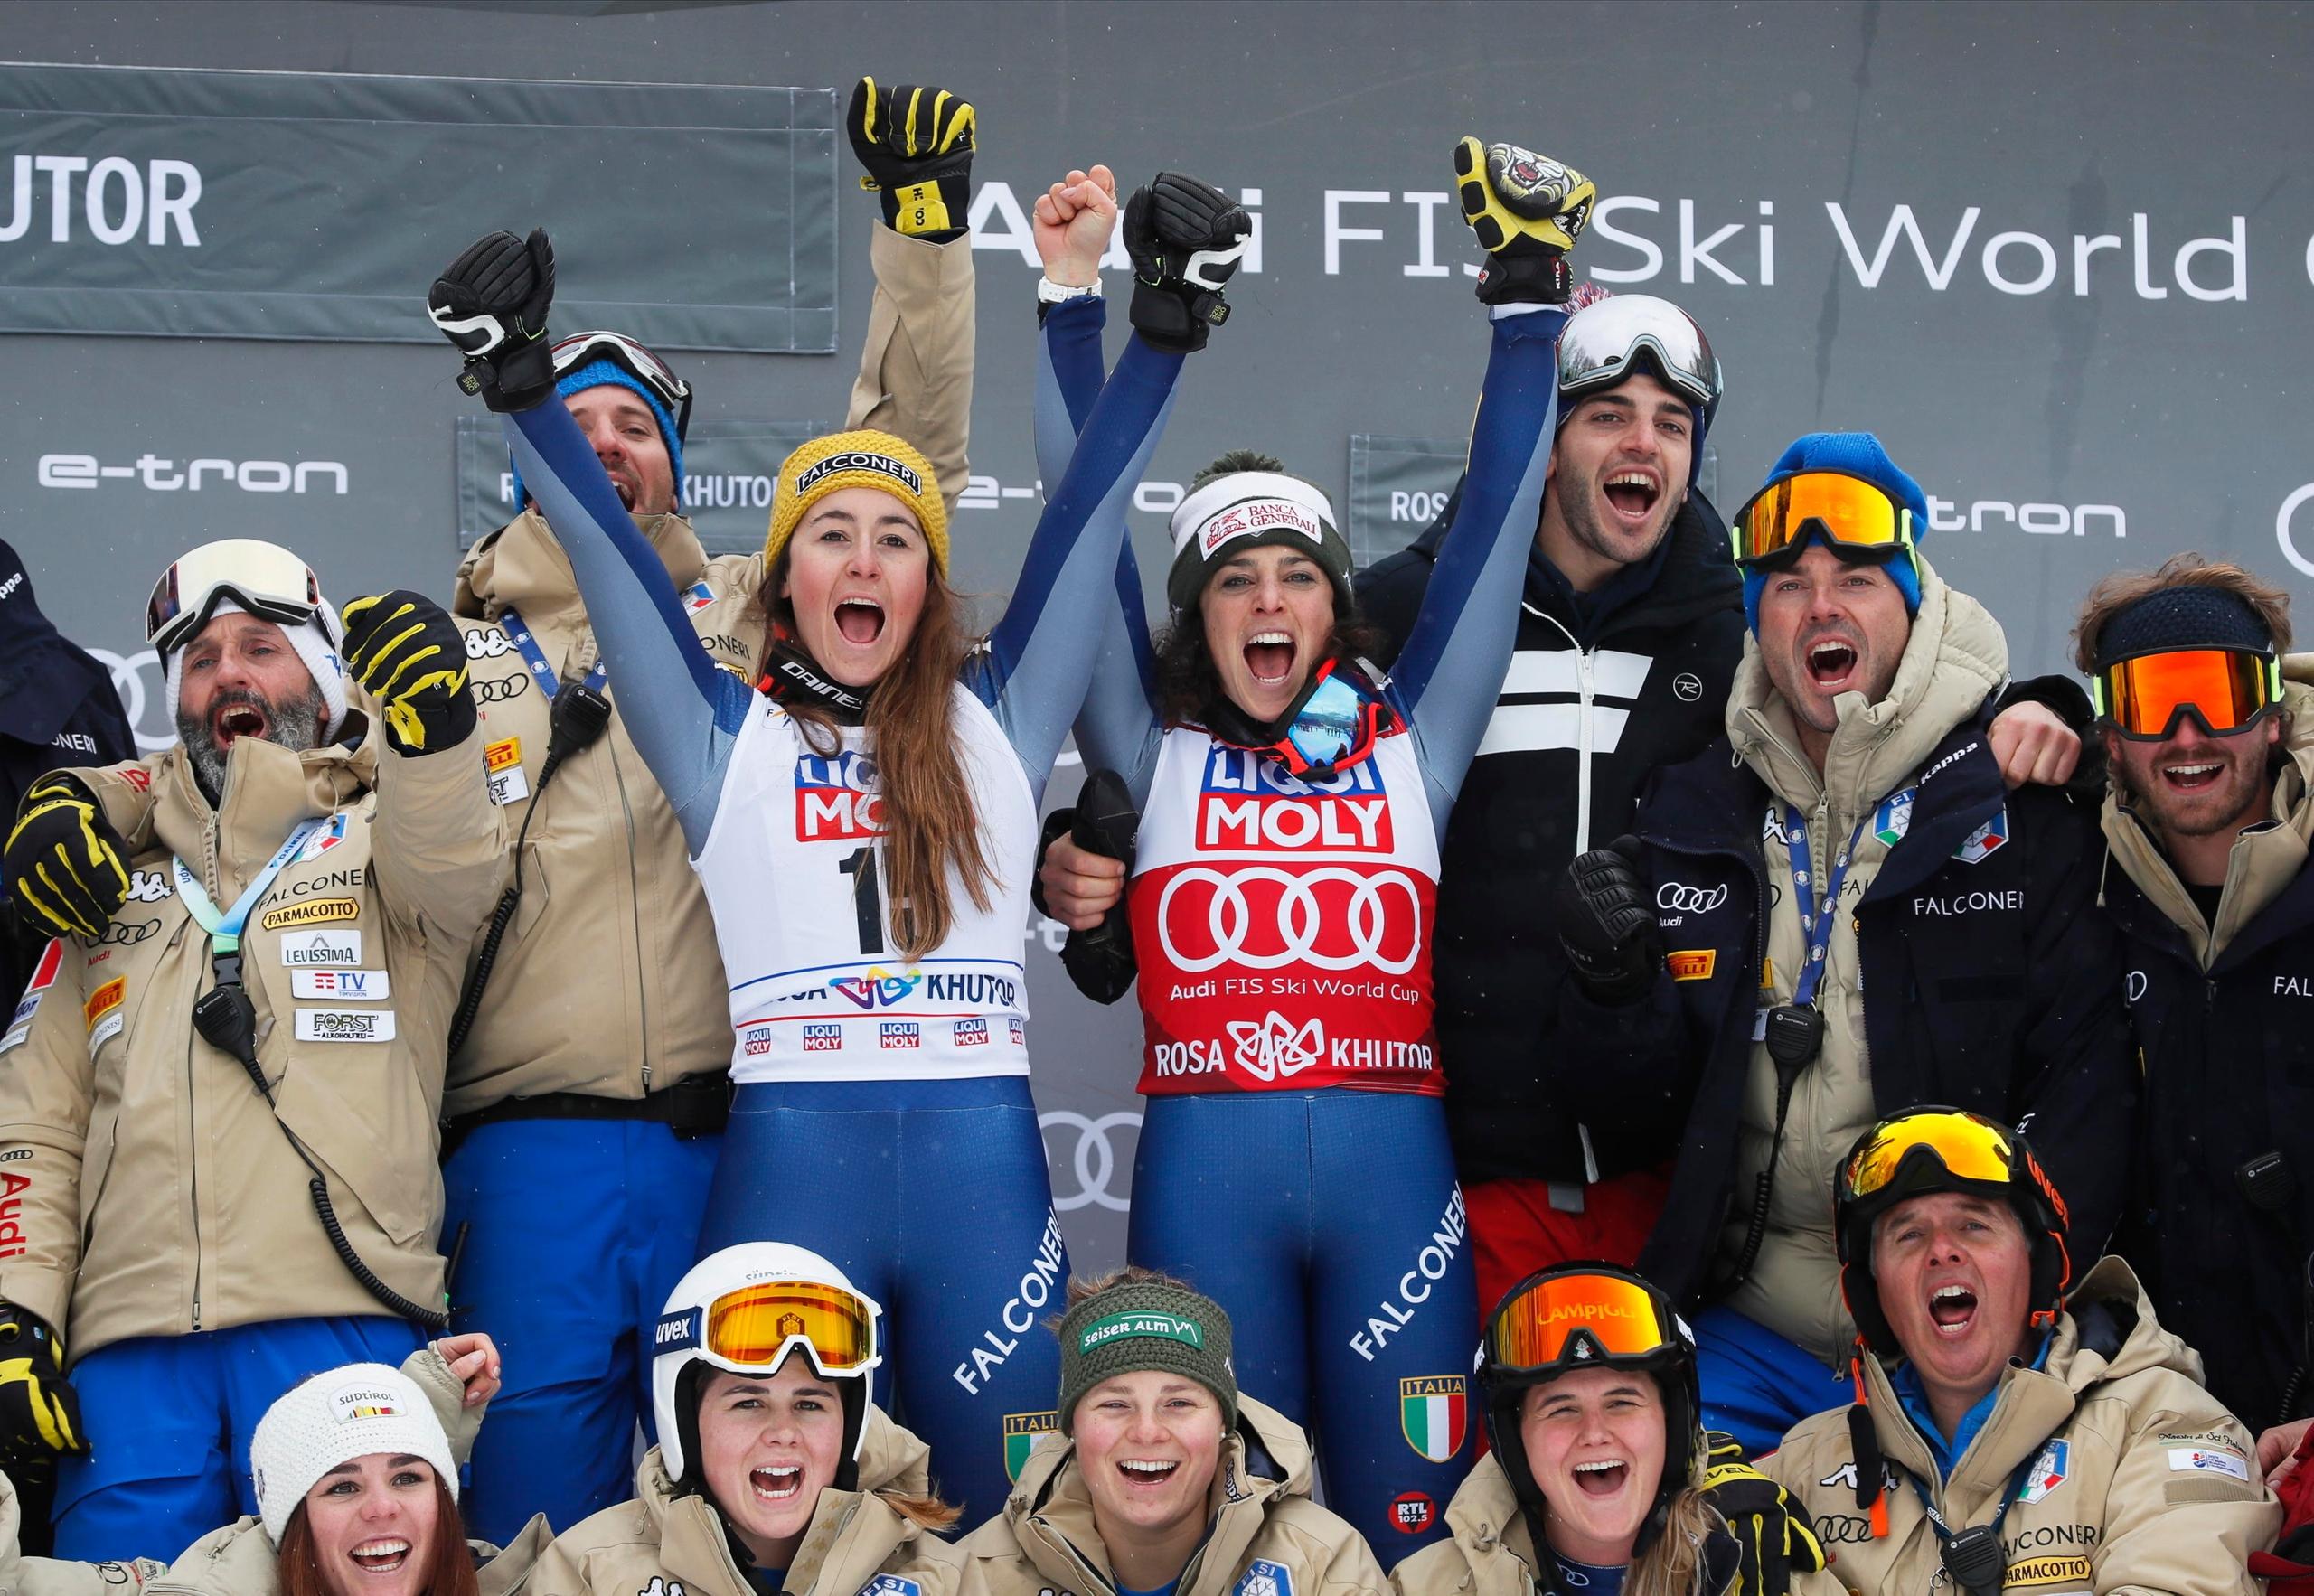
[1727,554,2009,817]
[453,507,708,627]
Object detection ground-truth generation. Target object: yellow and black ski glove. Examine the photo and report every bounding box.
[1453,136,1595,305]
[340,590,475,755]
[0,1304,86,1465]
[5,776,128,942]
[848,77,976,242]
[1704,1432,1829,1596]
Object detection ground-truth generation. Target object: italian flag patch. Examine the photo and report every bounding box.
[1399,1375,1467,1463]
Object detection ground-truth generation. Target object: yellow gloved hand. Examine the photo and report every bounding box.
[1453,136,1595,304]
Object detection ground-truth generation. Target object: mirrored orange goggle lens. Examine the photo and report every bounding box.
[705,1281,875,1370]
[1491,1273,1671,1366]
[2102,650,2273,737]
[1737,473,1906,561]
[1847,1113,2013,1200]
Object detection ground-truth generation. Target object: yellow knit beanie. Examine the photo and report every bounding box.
[764,429,947,573]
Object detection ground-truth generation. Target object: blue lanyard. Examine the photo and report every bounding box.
[499,605,607,699]
[172,817,328,955]
[1783,805,1871,1009]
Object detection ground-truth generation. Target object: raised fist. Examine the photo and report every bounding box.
[1454,137,1595,305]
[428,229,558,410]
[1122,173,1251,353]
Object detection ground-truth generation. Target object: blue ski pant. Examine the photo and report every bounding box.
[1127,1088,1475,1554]
[54,1314,425,1563]
[442,1117,720,1544]
[1694,1303,1855,1458]
[698,1076,1067,1526]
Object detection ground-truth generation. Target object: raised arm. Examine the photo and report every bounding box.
[1393,139,1598,838]
[844,76,979,515]
[428,228,749,855]
[1027,165,1163,802]
[971,173,1250,796]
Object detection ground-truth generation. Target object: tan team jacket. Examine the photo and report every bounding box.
[1387,1451,1844,1596]
[444,222,974,1114]
[1718,561,2014,1365]
[0,724,504,1357]
[959,1396,1389,1596]
[1760,1258,2278,1596]
[531,1407,964,1596]
[0,1344,543,1595]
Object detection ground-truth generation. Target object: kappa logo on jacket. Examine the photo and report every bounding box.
[635,1580,685,1596]
[464,626,516,659]
[125,869,171,904]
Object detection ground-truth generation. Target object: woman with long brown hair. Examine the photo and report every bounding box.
[426,176,1249,1521]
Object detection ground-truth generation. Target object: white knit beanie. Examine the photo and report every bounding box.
[162,597,351,745]
[249,1363,457,1546]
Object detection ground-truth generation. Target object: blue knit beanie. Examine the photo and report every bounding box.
[1742,431,1928,632]
[511,358,684,511]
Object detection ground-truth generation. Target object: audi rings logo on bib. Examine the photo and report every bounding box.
[1157,864,1424,974]
[1197,747,1394,852]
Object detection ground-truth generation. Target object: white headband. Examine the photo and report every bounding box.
[1169,471,1340,566]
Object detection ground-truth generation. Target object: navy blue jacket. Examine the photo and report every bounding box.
[2107,841,2314,1430]
[1553,705,2137,1311]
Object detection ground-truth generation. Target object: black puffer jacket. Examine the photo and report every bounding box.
[1549,700,2133,1312]
[1356,488,1744,1186]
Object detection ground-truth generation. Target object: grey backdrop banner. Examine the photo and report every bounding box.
[0,62,838,350]
[455,416,827,552]
[8,0,2314,1272]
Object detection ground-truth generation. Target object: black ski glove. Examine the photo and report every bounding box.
[428,229,558,411]
[0,1305,85,1466]
[340,591,476,755]
[1554,834,1661,1004]
[847,76,976,242]
[1704,1432,1829,1596]
[5,777,128,942]
[1123,173,1251,353]
[1453,136,1595,305]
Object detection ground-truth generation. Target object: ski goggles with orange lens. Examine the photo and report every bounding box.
[2092,647,2282,741]
[1731,470,1917,571]
[701,1277,880,1375]
[146,539,333,654]
[1842,1109,2018,1205]
[1485,1266,1685,1372]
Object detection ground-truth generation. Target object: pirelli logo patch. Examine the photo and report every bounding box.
[484,737,522,774]
[83,979,125,1030]
[259,897,359,931]
[1668,950,1717,981]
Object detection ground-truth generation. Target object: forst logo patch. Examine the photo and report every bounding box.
[795,751,883,841]
[1197,747,1392,853]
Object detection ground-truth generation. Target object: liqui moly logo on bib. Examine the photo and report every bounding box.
[1199,748,1393,852]
[795,750,883,841]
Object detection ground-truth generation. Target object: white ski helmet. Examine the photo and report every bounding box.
[652,1242,885,1490]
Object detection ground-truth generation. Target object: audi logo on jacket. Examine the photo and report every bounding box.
[1553,700,2137,1317]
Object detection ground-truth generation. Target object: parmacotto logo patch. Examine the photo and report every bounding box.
[2007,1554,2092,1588]
[1667,949,1717,981]
[259,897,358,931]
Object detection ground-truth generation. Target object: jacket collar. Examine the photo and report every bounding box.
[453,507,708,628]
[1860,1258,2182,1513]
[152,727,376,902]
[2101,678,2314,970]
[1000,1398,1309,1596]
[1727,559,2008,835]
